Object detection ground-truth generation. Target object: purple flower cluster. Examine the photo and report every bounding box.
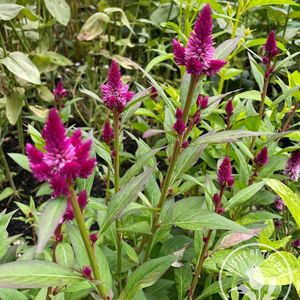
[26,109,96,197]
[173,108,186,135]
[100,61,135,113]
[172,5,226,76]
[217,156,234,187]
[284,149,300,181]
[53,80,67,100]
[254,147,269,168]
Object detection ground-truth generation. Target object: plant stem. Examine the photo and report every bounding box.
[105,167,111,205]
[8,20,30,53]
[17,114,25,154]
[188,186,225,299]
[142,75,198,261]
[69,186,108,299]
[258,68,270,119]
[113,110,123,292]
[281,102,300,132]
[0,145,17,194]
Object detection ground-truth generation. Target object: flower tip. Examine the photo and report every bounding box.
[254,147,269,167]
[217,156,234,187]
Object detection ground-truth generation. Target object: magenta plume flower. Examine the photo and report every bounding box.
[197,95,209,110]
[284,149,300,181]
[225,99,233,117]
[26,109,96,197]
[254,147,269,168]
[274,196,285,212]
[53,80,67,100]
[263,31,279,60]
[102,120,114,145]
[172,4,226,76]
[217,156,234,187]
[173,108,186,135]
[82,266,92,280]
[100,61,135,113]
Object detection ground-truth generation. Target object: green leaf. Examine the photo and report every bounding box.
[95,247,112,295]
[245,0,299,11]
[214,35,242,60]
[44,0,70,26]
[104,7,134,34]
[225,181,265,211]
[36,197,67,254]
[0,260,84,288]
[171,143,206,185]
[8,153,30,171]
[254,252,300,285]
[55,242,75,268]
[0,4,23,20]
[266,179,300,228]
[0,288,27,300]
[0,187,14,202]
[248,52,264,91]
[100,168,152,235]
[170,200,249,233]
[120,149,159,186]
[119,255,175,300]
[77,12,110,41]
[150,3,179,25]
[6,87,24,125]
[122,241,139,265]
[274,51,300,72]
[65,223,89,267]
[0,52,41,84]
[45,51,73,66]
[145,53,173,73]
[174,264,192,300]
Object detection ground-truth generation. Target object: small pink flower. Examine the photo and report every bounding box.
[172,5,226,76]
[212,193,220,205]
[63,190,88,222]
[225,99,233,117]
[82,266,92,280]
[293,240,300,248]
[53,80,67,100]
[102,121,114,145]
[182,141,189,148]
[217,207,224,215]
[89,233,98,244]
[173,108,186,135]
[197,95,208,110]
[193,111,201,125]
[274,196,285,212]
[26,109,96,197]
[217,156,234,187]
[254,147,269,168]
[100,61,135,113]
[264,31,279,59]
[150,86,158,99]
[284,150,300,181]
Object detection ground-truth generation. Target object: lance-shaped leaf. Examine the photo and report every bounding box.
[119,255,175,300]
[36,197,67,254]
[0,260,84,288]
[100,168,152,235]
[266,179,300,228]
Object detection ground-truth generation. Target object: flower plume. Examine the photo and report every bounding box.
[26,108,96,197]
[284,149,300,181]
[172,4,226,76]
[217,156,234,187]
[100,61,135,112]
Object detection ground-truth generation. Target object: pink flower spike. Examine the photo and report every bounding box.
[175,108,183,119]
[284,149,300,181]
[181,4,226,76]
[225,99,233,117]
[274,196,285,212]
[102,121,114,145]
[89,233,98,244]
[264,31,279,59]
[26,108,96,197]
[217,156,234,187]
[100,61,135,113]
[82,266,92,280]
[293,240,300,248]
[212,193,220,205]
[53,80,67,100]
[78,190,88,211]
[254,147,269,167]
[197,95,209,110]
[193,111,201,125]
[63,201,75,221]
[172,39,185,66]
[173,118,186,135]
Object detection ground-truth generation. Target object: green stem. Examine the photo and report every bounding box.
[17,114,25,154]
[69,186,108,299]
[188,186,225,299]
[0,145,17,193]
[281,102,300,132]
[9,20,30,53]
[142,75,198,261]
[258,75,270,119]
[0,25,7,57]
[282,6,291,38]
[113,110,122,292]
